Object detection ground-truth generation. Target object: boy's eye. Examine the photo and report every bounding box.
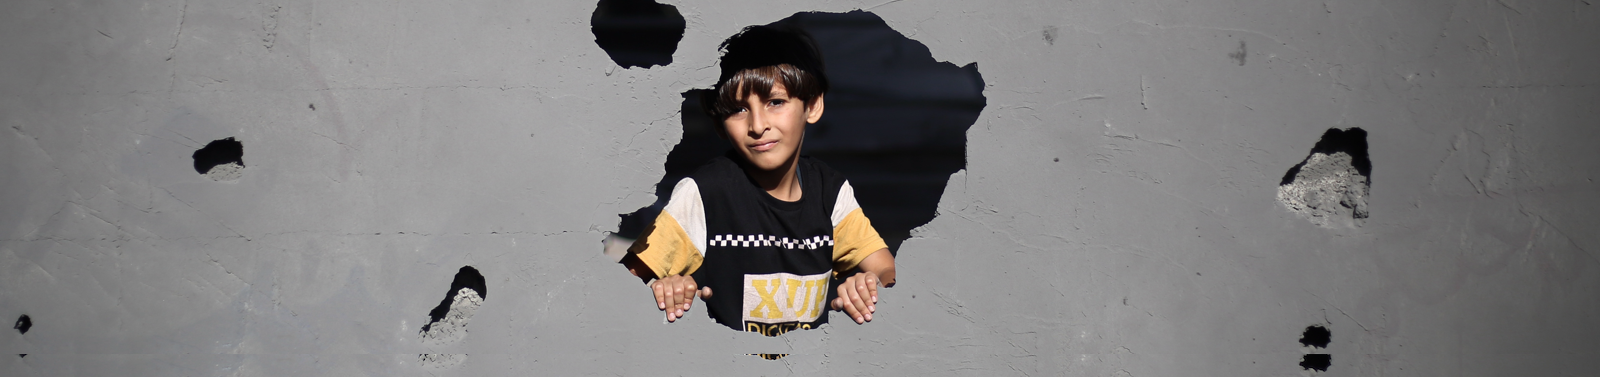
[768,99,786,107]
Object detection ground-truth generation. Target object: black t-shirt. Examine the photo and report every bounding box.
[629,155,888,335]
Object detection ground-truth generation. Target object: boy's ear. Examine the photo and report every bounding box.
[805,94,825,124]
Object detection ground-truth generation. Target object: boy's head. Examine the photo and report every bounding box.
[705,25,829,172]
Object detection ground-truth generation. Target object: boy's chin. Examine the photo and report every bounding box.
[738,151,793,172]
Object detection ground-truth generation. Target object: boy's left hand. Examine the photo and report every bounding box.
[831,271,880,324]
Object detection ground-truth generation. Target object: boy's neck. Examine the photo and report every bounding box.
[744,154,803,202]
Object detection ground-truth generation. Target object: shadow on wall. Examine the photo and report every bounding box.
[614,10,987,255]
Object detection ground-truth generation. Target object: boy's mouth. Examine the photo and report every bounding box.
[750,140,779,152]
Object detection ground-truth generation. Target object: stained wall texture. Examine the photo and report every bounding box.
[3,0,1598,376]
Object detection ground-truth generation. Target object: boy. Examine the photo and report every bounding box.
[619,25,896,336]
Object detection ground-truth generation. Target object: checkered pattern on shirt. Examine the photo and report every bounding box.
[708,234,834,250]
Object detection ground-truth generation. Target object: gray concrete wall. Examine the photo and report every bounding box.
[3,0,1597,375]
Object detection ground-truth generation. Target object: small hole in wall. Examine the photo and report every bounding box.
[416,266,485,367]
[1300,354,1330,372]
[1300,325,1331,348]
[1278,128,1370,227]
[192,137,245,181]
[422,266,487,333]
[590,0,685,68]
[1280,128,1370,185]
[416,266,486,366]
[13,315,30,334]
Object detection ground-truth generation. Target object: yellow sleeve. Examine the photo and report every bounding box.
[628,178,708,278]
[832,207,888,273]
[629,211,704,278]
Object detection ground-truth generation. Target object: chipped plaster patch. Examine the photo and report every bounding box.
[1278,152,1369,227]
[419,287,482,347]
[204,162,244,182]
[1279,128,1371,228]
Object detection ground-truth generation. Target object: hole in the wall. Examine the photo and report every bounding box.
[424,266,487,329]
[192,137,245,181]
[1277,128,1370,227]
[1300,325,1331,348]
[1300,354,1331,372]
[590,0,685,68]
[418,266,486,349]
[1280,128,1371,185]
[13,314,30,334]
[614,10,987,256]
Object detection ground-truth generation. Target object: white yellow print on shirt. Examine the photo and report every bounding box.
[742,272,830,324]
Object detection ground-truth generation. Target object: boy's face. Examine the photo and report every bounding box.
[722,82,825,172]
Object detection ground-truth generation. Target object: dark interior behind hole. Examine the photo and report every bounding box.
[13,315,30,334]
[192,137,244,174]
[617,10,987,256]
[1300,354,1331,371]
[1300,325,1331,348]
[591,0,685,68]
[1279,128,1370,186]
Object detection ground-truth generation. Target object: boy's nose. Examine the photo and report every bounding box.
[746,111,768,136]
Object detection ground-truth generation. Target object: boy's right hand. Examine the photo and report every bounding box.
[651,275,713,322]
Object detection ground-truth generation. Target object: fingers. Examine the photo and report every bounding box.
[674,277,691,320]
[699,286,713,299]
[667,280,683,321]
[831,274,882,325]
[652,276,700,323]
[678,280,695,311]
[865,273,879,307]
[651,279,668,311]
[850,275,872,322]
[837,281,864,324]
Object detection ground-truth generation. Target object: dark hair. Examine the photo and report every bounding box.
[704,25,829,120]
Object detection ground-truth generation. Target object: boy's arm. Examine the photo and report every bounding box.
[622,249,711,322]
[621,251,710,322]
[857,248,895,286]
[832,248,893,324]
[828,180,894,324]
[620,252,657,283]
[620,178,711,322]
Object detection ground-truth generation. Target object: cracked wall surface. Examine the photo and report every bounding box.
[2,0,1598,376]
